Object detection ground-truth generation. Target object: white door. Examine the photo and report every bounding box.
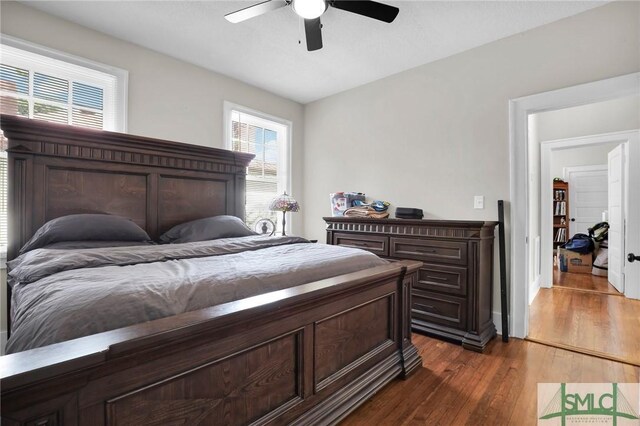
[566,166,608,237]
[624,134,640,300]
[608,144,624,293]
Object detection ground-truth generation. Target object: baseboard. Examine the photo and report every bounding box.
[0,330,7,355]
[529,275,541,304]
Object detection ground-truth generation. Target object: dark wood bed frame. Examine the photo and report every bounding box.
[0,114,422,426]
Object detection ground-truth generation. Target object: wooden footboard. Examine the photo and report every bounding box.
[0,261,422,426]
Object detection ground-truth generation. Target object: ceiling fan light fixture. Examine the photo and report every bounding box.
[292,0,327,19]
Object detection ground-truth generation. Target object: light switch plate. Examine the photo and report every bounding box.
[474,196,484,209]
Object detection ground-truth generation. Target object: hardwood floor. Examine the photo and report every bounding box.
[553,269,620,295]
[529,287,640,365]
[341,334,639,425]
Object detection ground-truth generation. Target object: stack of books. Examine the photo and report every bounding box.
[554,228,567,242]
[554,201,566,216]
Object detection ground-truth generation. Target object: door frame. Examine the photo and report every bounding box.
[508,72,639,339]
[540,132,635,291]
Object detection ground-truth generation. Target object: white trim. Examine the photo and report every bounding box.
[223,100,293,194]
[529,275,541,304]
[0,34,128,132]
[540,131,638,294]
[509,72,640,339]
[562,164,608,179]
[223,101,294,232]
[531,235,541,294]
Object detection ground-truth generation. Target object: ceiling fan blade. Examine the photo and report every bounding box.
[225,0,288,23]
[304,18,323,51]
[330,1,399,23]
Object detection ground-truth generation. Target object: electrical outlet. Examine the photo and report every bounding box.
[474,196,484,209]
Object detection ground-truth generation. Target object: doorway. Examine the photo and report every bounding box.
[525,98,640,364]
[537,129,637,294]
[529,128,640,363]
[509,72,640,341]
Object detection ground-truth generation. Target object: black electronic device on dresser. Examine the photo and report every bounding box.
[324,217,498,352]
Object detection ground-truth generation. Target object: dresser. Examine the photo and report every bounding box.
[324,217,498,352]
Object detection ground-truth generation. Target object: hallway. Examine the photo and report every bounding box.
[528,278,640,366]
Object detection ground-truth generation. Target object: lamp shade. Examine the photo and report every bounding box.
[269,192,300,212]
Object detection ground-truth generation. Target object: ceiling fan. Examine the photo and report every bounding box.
[224,0,400,52]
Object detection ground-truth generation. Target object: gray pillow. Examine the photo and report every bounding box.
[20,214,151,254]
[159,215,256,244]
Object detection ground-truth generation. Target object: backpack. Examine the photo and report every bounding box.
[562,233,594,254]
[588,221,609,242]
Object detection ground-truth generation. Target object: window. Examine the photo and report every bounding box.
[0,37,127,131]
[225,103,291,233]
[0,36,128,256]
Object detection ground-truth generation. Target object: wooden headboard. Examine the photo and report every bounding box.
[1,114,254,260]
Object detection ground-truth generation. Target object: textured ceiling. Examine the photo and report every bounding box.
[22,1,606,104]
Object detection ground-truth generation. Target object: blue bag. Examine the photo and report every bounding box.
[562,233,594,254]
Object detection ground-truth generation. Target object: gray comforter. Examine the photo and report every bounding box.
[6,236,386,353]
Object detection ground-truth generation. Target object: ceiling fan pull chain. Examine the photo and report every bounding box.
[298,16,303,45]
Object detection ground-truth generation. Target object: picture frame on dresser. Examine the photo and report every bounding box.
[324,217,498,352]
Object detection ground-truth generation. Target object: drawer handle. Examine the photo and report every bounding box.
[352,242,369,247]
[423,304,440,313]
[427,275,448,282]
[416,248,437,253]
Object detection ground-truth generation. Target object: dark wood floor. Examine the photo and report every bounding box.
[553,269,620,295]
[341,334,639,425]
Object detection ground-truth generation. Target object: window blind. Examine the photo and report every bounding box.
[1,63,106,130]
[230,112,285,231]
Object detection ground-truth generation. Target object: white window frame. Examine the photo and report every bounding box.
[0,34,128,132]
[223,101,293,232]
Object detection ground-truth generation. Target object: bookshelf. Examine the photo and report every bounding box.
[553,181,569,251]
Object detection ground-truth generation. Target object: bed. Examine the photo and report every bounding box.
[0,114,422,426]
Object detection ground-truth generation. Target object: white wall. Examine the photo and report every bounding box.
[304,2,639,318]
[551,142,622,179]
[0,2,306,341]
[537,95,640,143]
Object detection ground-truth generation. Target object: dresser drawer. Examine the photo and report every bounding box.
[416,264,467,296]
[332,233,389,256]
[412,291,467,330]
[390,237,467,265]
